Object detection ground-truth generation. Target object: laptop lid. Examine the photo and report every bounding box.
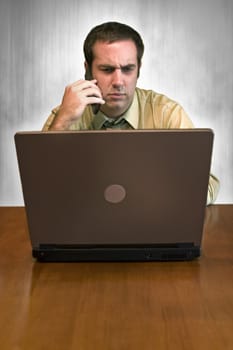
[14,129,213,261]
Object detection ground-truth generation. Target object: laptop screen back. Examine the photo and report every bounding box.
[14,129,213,261]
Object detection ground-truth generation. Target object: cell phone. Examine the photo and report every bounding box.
[85,68,100,114]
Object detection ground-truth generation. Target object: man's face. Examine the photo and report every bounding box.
[90,40,139,118]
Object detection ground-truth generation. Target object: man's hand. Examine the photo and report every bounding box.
[50,79,105,130]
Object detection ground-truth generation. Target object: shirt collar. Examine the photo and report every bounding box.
[92,91,139,130]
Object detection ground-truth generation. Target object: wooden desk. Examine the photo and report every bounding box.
[0,205,232,350]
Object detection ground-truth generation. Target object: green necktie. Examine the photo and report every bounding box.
[102,118,130,130]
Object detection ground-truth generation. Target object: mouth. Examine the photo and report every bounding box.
[107,93,126,100]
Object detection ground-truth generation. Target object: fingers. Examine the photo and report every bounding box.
[65,79,104,103]
[69,79,98,93]
[71,79,97,89]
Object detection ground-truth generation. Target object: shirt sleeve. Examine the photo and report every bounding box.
[42,107,59,131]
[207,173,220,205]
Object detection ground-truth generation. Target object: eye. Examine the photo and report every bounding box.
[101,67,115,74]
[121,65,136,73]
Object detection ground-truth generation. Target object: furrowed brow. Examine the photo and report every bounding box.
[98,64,136,71]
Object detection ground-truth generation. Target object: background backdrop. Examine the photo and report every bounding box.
[0,0,232,204]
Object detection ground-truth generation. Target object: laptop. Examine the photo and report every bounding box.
[14,129,213,262]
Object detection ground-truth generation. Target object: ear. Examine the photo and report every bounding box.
[84,61,88,71]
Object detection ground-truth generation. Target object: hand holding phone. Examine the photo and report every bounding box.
[49,78,104,130]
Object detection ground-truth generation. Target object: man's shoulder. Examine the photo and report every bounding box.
[135,87,179,107]
[135,87,193,129]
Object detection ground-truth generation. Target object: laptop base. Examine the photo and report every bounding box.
[33,243,200,262]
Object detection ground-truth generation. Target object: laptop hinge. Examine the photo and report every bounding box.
[33,242,200,262]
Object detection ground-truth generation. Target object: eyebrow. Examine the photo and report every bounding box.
[98,64,137,70]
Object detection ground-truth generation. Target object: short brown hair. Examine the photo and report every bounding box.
[84,22,144,69]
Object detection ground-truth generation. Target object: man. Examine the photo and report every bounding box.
[42,21,219,204]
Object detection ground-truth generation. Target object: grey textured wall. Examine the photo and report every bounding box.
[0,0,232,204]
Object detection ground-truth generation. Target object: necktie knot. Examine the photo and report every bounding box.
[103,118,128,130]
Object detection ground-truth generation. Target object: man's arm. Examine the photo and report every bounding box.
[43,79,105,131]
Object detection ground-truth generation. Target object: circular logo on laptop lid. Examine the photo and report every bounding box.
[104,184,126,204]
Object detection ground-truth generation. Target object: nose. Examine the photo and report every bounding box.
[112,68,124,88]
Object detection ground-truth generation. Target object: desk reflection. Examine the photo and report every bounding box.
[0,205,232,350]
